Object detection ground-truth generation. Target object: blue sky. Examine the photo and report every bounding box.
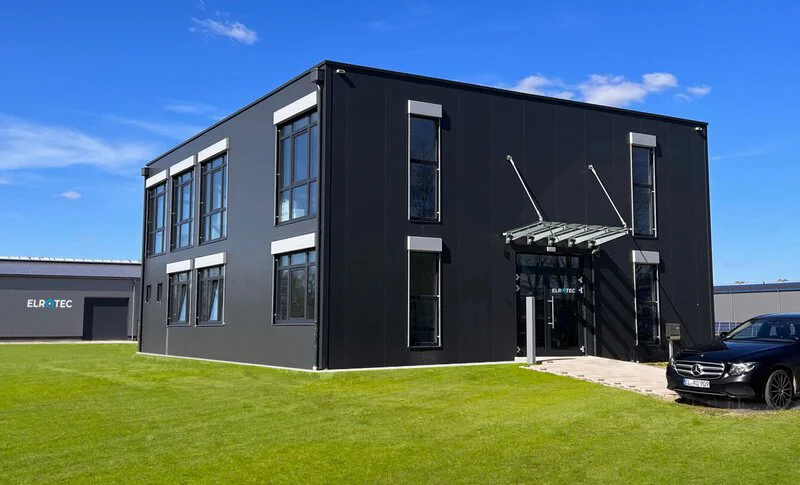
[0,1,797,284]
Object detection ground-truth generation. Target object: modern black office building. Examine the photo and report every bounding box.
[138,61,713,370]
[0,257,141,340]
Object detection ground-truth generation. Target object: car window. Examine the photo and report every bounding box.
[727,318,800,341]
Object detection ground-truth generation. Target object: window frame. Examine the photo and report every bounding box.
[167,271,192,326]
[407,250,442,349]
[146,182,167,257]
[408,115,441,223]
[275,110,319,225]
[199,153,228,245]
[630,144,657,238]
[634,262,661,345]
[170,168,195,251]
[272,249,317,325]
[196,265,225,326]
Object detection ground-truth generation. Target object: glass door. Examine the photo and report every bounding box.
[517,253,584,356]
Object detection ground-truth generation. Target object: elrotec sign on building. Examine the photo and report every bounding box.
[27,298,74,309]
[0,257,141,340]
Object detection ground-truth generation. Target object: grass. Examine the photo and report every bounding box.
[2,345,800,484]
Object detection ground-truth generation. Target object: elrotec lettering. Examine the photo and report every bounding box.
[26,298,73,309]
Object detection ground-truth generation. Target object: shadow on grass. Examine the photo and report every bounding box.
[674,396,798,412]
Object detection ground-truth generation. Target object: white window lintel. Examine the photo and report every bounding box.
[407,236,442,252]
[166,259,193,274]
[629,132,657,148]
[632,250,660,264]
[198,138,229,163]
[408,100,442,118]
[195,252,227,269]
[270,233,316,255]
[273,92,317,125]
[145,170,167,188]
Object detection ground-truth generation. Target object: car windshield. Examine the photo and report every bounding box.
[726,317,800,341]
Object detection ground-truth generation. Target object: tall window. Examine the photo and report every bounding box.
[274,249,316,323]
[277,111,318,223]
[171,170,194,250]
[409,251,440,347]
[146,183,166,256]
[409,116,439,221]
[168,271,191,326]
[200,154,227,243]
[632,146,655,236]
[635,263,660,344]
[197,265,225,325]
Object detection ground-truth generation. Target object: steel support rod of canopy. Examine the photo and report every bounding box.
[506,155,544,223]
[588,164,628,230]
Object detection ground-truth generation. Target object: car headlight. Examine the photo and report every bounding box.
[728,362,758,376]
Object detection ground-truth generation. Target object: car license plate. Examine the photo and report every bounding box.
[683,378,710,388]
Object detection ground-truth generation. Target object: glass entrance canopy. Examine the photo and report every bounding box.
[503,221,629,249]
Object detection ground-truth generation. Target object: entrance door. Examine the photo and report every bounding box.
[516,254,584,356]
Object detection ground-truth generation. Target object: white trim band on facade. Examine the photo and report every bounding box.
[632,250,660,264]
[195,252,227,269]
[271,233,316,255]
[273,92,317,125]
[198,138,229,163]
[145,170,167,188]
[629,132,657,148]
[168,155,196,176]
[407,236,442,252]
[166,259,193,274]
[408,100,442,118]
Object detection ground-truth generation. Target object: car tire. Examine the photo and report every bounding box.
[764,369,794,410]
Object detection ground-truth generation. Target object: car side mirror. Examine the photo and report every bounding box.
[719,332,729,339]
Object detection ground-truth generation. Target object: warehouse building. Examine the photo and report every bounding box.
[0,257,141,340]
[714,282,800,335]
[138,61,713,370]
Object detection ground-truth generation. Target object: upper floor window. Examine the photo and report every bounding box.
[409,115,440,221]
[274,249,316,323]
[635,263,660,344]
[200,154,227,244]
[197,265,225,325]
[168,271,191,326]
[632,145,656,236]
[277,111,318,223]
[171,170,194,250]
[146,183,166,256]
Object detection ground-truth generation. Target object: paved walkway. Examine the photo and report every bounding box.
[527,356,678,400]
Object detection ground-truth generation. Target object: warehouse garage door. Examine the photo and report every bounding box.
[83,298,129,340]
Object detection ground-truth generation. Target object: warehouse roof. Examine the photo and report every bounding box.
[715,281,800,294]
[0,257,141,279]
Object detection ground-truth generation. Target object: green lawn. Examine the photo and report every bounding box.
[2,345,799,484]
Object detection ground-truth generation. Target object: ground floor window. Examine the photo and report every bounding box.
[197,265,225,325]
[274,249,316,323]
[409,251,440,347]
[168,271,191,326]
[635,263,660,344]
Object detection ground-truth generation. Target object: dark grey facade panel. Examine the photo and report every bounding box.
[0,276,137,338]
[139,72,319,369]
[323,64,713,368]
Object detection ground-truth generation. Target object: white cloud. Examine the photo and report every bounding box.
[163,101,224,120]
[0,115,155,172]
[504,71,694,107]
[60,191,81,200]
[687,85,712,98]
[191,18,258,45]
[103,115,204,141]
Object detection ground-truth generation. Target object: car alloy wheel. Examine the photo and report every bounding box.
[765,369,794,410]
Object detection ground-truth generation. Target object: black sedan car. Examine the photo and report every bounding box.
[666,314,800,409]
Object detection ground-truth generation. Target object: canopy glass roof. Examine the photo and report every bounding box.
[503,221,629,249]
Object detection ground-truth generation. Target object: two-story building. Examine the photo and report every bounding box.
[138,61,713,370]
